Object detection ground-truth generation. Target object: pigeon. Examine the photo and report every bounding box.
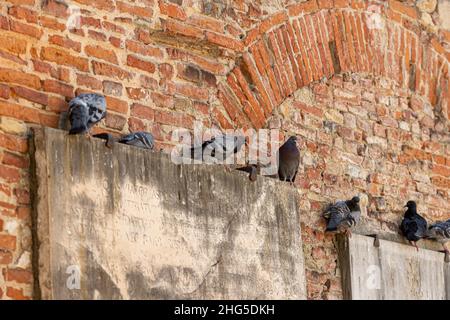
[236,164,259,182]
[93,131,154,150]
[323,196,361,237]
[427,219,450,262]
[92,132,115,148]
[68,93,106,135]
[277,136,300,184]
[400,201,428,251]
[190,134,246,163]
[119,132,154,150]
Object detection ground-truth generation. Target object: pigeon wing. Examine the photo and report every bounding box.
[119,132,154,150]
[325,201,349,231]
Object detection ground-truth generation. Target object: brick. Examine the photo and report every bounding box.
[77,74,103,90]
[389,0,418,19]
[131,103,155,121]
[73,0,114,11]
[126,87,150,101]
[41,47,89,72]
[5,0,35,4]
[42,0,69,18]
[159,64,174,79]
[288,0,319,16]
[105,113,126,130]
[187,14,223,33]
[107,37,121,49]
[140,75,158,90]
[117,1,152,19]
[4,268,33,284]
[11,86,48,106]
[39,16,66,31]
[160,2,187,20]
[155,110,194,129]
[48,35,81,52]
[6,287,30,300]
[0,84,11,99]
[0,132,28,153]
[127,55,156,73]
[0,34,27,55]
[125,40,164,59]
[105,96,128,114]
[103,81,123,97]
[80,16,101,29]
[168,82,209,101]
[259,11,288,34]
[43,79,74,98]
[294,102,323,118]
[206,32,244,52]
[0,117,27,136]
[166,48,227,75]
[432,165,450,177]
[213,108,233,130]
[10,20,43,39]
[102,21,125,34]
[87,30,106,41]
[2,152,28,169]
[0,68,41,90]
[14,187,29,204]
[92,61,133,81]
[163,19,204,39]
[0,250,13,264]
[151,92,174,109]
[0,234,16,250]
[85,45,118,64]
[128,117,145,132]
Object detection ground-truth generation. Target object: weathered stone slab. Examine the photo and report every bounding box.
[338,234,449,300]
[32,128,306,300]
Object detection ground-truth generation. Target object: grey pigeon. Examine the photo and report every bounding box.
[277,136,300,184]
[323,196,361,237]
[119,132,154,150]
[400,201,428,251]
[427,219,450,261]
[68,93,106,135]
[190,134,246,163]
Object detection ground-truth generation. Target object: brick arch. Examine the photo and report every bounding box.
[211,1,449,130]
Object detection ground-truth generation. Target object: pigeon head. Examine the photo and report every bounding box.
[404,201,417,209]
[346,196,360,211]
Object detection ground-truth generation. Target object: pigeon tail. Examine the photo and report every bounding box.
[69,125,88,135]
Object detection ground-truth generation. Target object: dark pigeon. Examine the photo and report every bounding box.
[277,136,300,184]
[119,132,154,150]
[92,132,115,148]
[323,196,361,237]
[427,219,450,261]
[236,164,258,182]
[400,201,428,251]
[68,93,106,135]
[190,134,246,163]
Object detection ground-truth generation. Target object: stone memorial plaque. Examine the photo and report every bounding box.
[32,128,306,300]
[338,234,449,300]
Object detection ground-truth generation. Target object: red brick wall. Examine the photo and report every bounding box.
[0,0,448,299]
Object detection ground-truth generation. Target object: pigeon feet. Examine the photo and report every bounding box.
[372,234,380,248]
[343,229,352,238]
[249,166,257,182]
[105,134,115,149]
[442,245,450,263]
[410,241,419,251]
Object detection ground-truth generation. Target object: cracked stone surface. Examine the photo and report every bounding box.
[33,128,306,300]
